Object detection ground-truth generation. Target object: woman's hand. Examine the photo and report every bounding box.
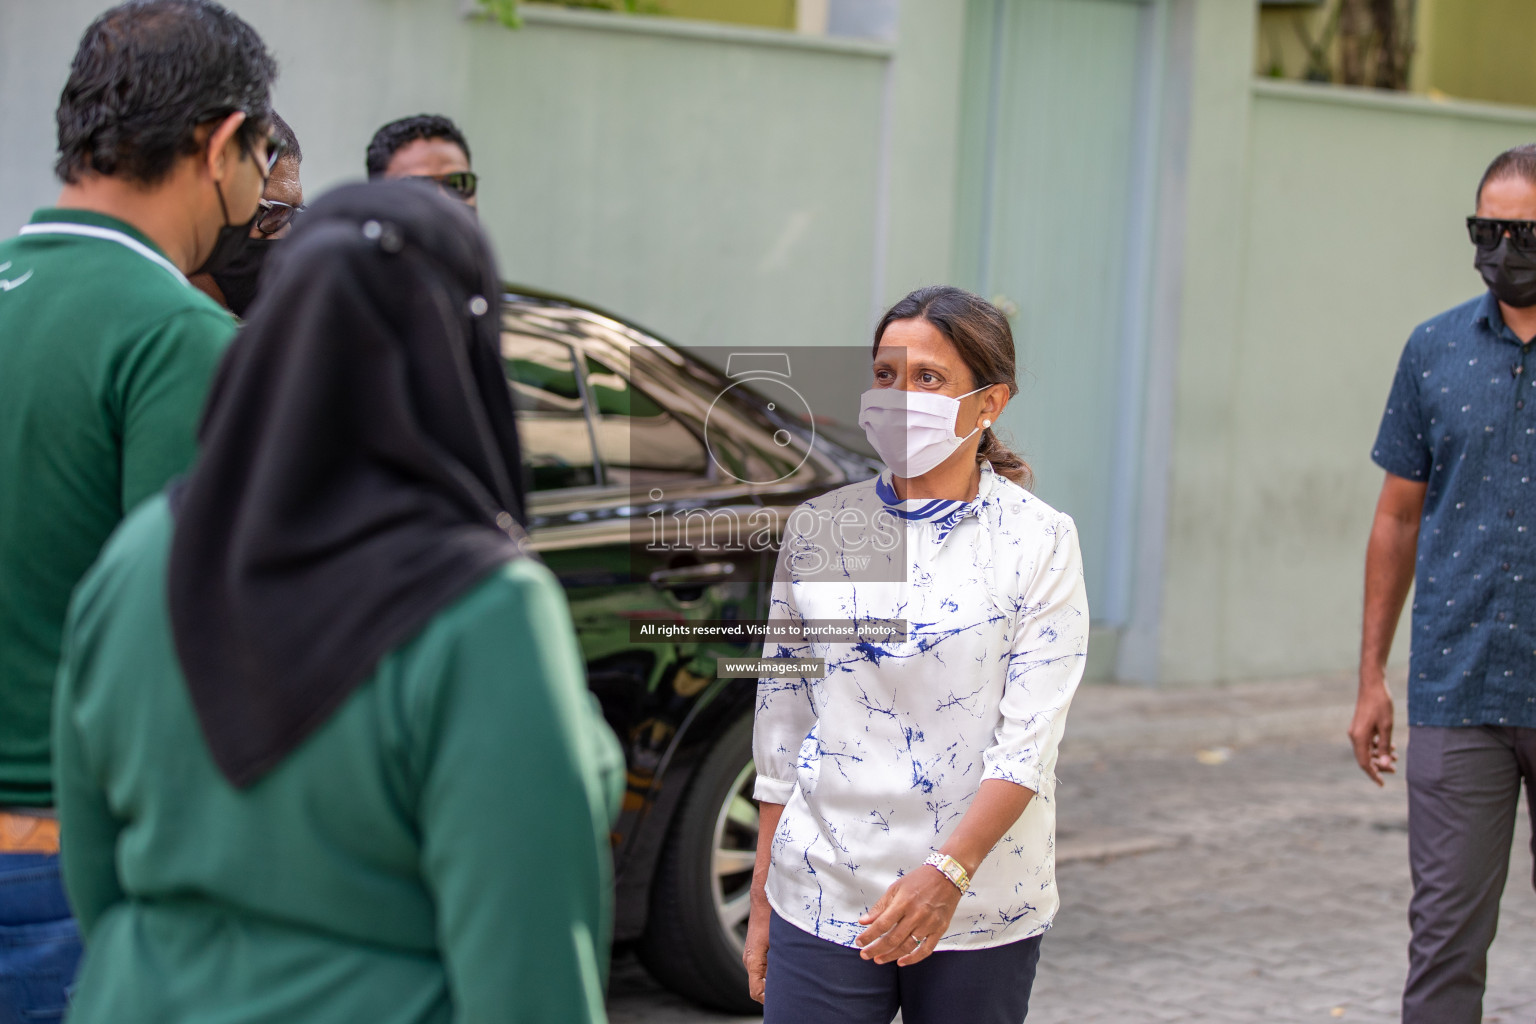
[852,779,1036,967]
[745,801,785,1004]
[743,891,771,1003]
[854,864,963,966]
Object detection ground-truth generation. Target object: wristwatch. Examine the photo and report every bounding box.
[923,852,971,893]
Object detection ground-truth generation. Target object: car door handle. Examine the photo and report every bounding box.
[648,562,736,588]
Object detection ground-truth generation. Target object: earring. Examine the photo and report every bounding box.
[981,419,992,429]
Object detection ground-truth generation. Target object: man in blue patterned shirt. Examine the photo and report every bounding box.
[1353,144,1536,1024]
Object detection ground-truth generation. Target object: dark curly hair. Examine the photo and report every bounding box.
[872,286,1033,489]
[54,0,276,187]
[365,114,472,178]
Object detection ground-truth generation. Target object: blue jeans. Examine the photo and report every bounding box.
[0,854,80,1024]
[764,911,1042,1024]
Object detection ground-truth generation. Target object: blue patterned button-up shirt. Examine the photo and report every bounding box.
[1373,291,1536,727]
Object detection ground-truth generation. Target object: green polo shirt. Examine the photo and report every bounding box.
[0,208,234,806]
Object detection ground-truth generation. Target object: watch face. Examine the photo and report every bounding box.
[705,376,816,486]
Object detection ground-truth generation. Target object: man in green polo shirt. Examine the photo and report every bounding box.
[0,3,276,1017]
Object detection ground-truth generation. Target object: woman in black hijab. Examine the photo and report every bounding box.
[52,181,624,1024]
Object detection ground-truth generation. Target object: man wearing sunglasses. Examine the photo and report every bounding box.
[1353,143,1536,1024]
[365,113,479,209]
[0,4,274,1019]
[190,111,304,318]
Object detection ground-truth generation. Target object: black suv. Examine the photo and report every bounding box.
[500,287,877,1014]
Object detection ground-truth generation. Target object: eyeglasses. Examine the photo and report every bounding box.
[254,199,304,236]
[241,125,286,179]
[407,171,478,202]
[1468,216,1536,253]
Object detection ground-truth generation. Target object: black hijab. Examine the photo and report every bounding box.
[168,181,530,788]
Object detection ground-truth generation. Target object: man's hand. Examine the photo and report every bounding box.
[854,865,962,967]
[1354,472,1421,787]
[743,893,770,1003]
[1349,676,1397,785]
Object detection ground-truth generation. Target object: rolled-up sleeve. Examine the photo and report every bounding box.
[982,513,1090,794]
[751,550,817,805]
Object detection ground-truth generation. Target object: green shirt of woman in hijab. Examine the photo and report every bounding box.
[52,181,624,1024]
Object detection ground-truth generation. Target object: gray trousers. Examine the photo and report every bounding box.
[1404,725,1536,1024]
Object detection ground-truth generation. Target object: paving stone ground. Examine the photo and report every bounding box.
[607,676,1536,1023]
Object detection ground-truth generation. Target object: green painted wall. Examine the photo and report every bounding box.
[1197,83,1536,682]
[1176,2,1536,686]
[1139,0,1260,685]
[455,9,887,355]
[879,0,968,309]
[0,1,889,362]
[950,0,1153,618]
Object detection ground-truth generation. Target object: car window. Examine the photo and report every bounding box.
[501,332,598,491]
[584,354,709,488]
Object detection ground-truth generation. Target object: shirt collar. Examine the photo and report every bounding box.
[1472,290,1526,345]
[22,208,187,287]
[875,461,999,523]
[27,208,166,255]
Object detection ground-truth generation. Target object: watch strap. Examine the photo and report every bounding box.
[923,852,970,893]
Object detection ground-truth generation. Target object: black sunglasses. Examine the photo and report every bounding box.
[1467,216,1536,253]
[254,199,304,236]
[408,171,478,202]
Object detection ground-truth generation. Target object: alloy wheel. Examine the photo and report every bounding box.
[709,758,758,954]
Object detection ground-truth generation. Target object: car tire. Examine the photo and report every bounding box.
[637,712,762,1015]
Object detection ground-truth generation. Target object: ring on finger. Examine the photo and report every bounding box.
[911,935,927,945]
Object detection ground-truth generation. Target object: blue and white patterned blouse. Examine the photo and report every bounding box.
[752,460,1090,950]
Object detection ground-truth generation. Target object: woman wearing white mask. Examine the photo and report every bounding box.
[742,286,1089,1023]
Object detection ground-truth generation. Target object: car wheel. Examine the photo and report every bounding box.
[637,713,762,1015]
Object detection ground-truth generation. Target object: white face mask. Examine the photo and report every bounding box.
[858,385,989,478]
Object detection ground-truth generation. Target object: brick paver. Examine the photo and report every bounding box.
[607,678,1536,1023]
[1031,739,1536,1023]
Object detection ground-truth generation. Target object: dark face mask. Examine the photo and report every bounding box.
[1475,235,1536,309]
[192,181,259,279]
[210,236,275,318]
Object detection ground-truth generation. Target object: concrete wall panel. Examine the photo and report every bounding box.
[0,1,891,361]
[1199,81,1536,681]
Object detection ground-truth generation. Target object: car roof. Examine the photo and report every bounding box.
[501,283,661,341]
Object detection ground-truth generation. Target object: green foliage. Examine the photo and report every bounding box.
[478,0,522,29]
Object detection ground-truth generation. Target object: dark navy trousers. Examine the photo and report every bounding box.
[763,911,1042,1024]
